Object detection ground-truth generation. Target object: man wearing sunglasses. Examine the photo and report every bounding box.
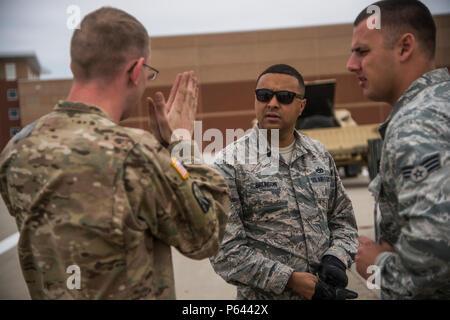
[210,64,358,300]
[0,7,230,299]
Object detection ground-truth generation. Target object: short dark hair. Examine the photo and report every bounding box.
[71,7,150,82]
[256,64,305,96]
[354,0,436,60]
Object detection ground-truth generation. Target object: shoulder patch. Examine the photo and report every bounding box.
[401,153,441,182]
[171,158,189,179]
[12,120,38,143]
[192,182,210,213]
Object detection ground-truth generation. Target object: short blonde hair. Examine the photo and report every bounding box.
[70,7,150,81]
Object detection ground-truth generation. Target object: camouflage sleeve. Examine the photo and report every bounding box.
[209,161,294,295]
[0,121,38,219]
[0,152,13,216]
[375,119,450,299]
[125,135,230,260]
[324,152,359,268]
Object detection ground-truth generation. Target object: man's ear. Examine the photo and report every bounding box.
[128,57,145,86]
[299,99,307,116]
[396,33,415,62]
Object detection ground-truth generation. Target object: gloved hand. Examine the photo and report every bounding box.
[317,255,348,288]
[312,279,358,300]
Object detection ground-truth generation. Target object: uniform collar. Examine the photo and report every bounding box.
[54,100,114,122]
[378,68,450,139]
[250,124,312,163]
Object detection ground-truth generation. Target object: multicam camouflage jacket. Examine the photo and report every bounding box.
[370,68,450,299]
[0,101,230,300]
[209,125,358,299]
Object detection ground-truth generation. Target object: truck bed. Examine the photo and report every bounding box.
[300,124,381,167]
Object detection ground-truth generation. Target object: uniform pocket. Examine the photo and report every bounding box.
[306,175,332,244]
[308,175,331,212]
[241,178,287,222]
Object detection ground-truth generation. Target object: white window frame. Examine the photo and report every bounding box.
[5,63,17,80]
[7,88,18,101]
[10,127,21,137]
[8,108,20,121]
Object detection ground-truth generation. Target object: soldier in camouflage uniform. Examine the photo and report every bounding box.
[210,64,359,300]
[0,7,229,299]
[348,0,450,299]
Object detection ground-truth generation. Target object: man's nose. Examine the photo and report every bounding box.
[267,94,280,108]
[346,54,360,73]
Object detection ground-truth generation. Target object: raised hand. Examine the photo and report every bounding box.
[147,71,199,146]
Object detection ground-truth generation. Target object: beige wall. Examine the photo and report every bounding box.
[435,14,450,65]
[17,14,450,132]
[148,15,450,87]
[136,14,448,134]
[18,79,72,126]
[148,24,354,86]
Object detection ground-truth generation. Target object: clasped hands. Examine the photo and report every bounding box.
[288,255,358,300]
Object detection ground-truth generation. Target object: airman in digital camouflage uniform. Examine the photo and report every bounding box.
[347,0,450,299]
[210,64,359,300]
[0,7,229,299]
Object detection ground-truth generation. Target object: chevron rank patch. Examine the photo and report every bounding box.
[171,157,189,179]
[401,153,441,183]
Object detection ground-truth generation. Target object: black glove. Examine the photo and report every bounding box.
[312,279,358,300]
[318,255,348,288]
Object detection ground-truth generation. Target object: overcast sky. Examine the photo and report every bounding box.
[1,0,449,79]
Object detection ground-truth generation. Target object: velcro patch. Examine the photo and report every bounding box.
[13,120,38,143]
[192,182,210,213]
[171,158,189,179]
[401,153,441,182]
[255,182,278,188]
[310,176,331,183]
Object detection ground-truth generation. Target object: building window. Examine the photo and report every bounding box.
[7,88,18,101]
[8,108,20,121]
[10,127,21,137]
[5,63,17,80]
[27,67,38,80]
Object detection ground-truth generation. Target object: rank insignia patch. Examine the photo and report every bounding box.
[401,153,441,182]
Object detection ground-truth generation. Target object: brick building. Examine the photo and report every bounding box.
[0,53,42,150]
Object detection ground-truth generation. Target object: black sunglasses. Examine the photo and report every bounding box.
[255,88,303,105]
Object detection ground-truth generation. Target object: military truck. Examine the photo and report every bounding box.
[297,79,382,178]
